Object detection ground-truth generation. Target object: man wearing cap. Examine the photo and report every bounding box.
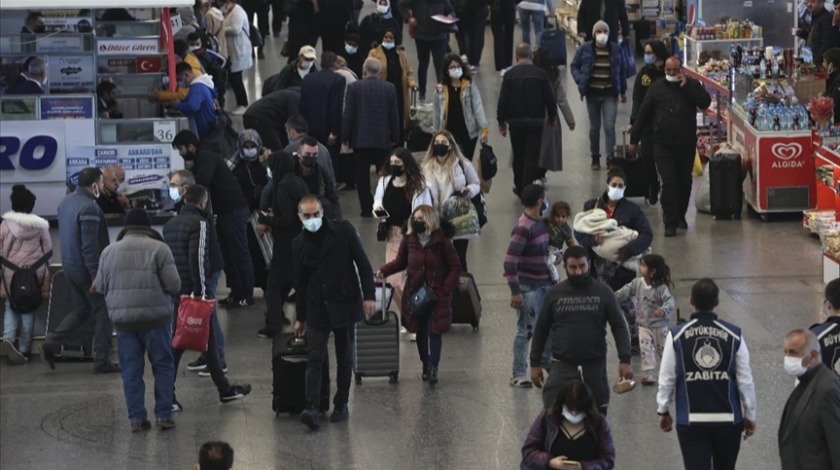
[94,208,181,432]
[268,46,319,93]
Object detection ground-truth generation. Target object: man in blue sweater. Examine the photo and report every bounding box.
[173,62,218,139]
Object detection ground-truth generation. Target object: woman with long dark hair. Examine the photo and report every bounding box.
[433,53,489,161]
[522,380,616,470]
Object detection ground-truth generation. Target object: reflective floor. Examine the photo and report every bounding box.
[0,10,827,470]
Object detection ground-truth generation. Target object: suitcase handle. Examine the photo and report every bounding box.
[364,280,391,326]
[287,335,307,352]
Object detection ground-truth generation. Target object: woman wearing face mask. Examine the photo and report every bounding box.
[521,380,616,470]
[433,54,489,162]
[628,39,668,204]
[570,20,627,170]
[422,131,481,271]
[373,148,433,339]
[573,168,652,354]
[219,0,253,115]
[229,129,270,213]
[377,205,460,387]
[823,48,840,124]
[359,0,403,57]
[368,29,417,143]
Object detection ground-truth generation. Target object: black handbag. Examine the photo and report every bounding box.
[408,261,437,318]
[479,143,498,180]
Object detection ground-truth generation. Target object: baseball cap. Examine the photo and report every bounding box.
[299,46,317,60]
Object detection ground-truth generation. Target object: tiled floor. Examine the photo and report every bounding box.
[0,10,828,470]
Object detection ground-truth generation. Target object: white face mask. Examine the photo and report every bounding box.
[169,187,182,202]
[302,217,322,232]
[562,406,585,424]
[448,67,463,80]
[242,147,259,160]
[93,185,101,199]
[117,182,128,194]
[376,3,390,14]
[783,355,808,377]
[595,33,609,46]
[382,41,395,50]
[300,60,314,70]
[189,45,201,52]
[345,43,358,54]
[665,74,680,83]
[607,186,625,201]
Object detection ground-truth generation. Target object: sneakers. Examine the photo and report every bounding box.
[198,366,228,377]
[93,363,121,374]
[329,404,349,423]
[220,384,251,403]
[187,357,207,371]
[591,159,601,171]
[335,182,348,191]
[399,326,409,335]
[172,400,184,413]
[408,333,416,342]
[217,297,239,308]
[230,106,248,116]
[238,298,256,308]
[257,327,275,339]
[155,419,176,430]
[300,407,321,430]
[510,377,533,388]
[1,339,26,365]
[131,420,151,433]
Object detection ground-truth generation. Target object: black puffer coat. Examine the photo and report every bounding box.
[163,204,217,297]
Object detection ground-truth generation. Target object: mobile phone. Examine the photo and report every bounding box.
[564,461,581,467]
[373,208,390,219]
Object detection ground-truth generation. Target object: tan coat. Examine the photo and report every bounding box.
[368,46,416,130]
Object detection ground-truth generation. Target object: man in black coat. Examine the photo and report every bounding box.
[808,0,840,67]
[299,52,346,179]
[577,0,629,43]
[171,130,255,307]
[341,57,399,217]
[629,57,711,237]
[243,87,301,151]
[7,57,46,95]
[293,196,376,430]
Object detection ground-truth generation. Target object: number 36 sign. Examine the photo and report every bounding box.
[154,120,177,143]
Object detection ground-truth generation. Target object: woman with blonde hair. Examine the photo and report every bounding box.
[377,205,460,387]
[422,131,481,271]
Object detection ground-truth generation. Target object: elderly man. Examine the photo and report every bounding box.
[341,57,399,217]
[94,208,181,432]
[778,329,840,470]
[630,56,711,237]
[97,164,130,214]
[8,57,47,95]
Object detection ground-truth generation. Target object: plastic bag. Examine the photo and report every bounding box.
[172,296,214,352]
[442,195,480,238]
[692,149,704,176]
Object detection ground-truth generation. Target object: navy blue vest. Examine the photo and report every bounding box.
[671,312,743,426]
[811,317,840,378]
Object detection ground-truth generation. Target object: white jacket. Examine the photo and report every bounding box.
[372,176,434,213]
[423,157,480,212]
[573,208,648,271]
[223,4,253,73]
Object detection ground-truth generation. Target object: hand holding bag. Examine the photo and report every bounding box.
[172,295,215,352]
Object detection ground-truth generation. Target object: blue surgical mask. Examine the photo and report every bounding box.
[302,217,322,232]
[169,187,182,202]
[644,53,655,64]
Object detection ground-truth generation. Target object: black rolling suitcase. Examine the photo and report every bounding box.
[540,24,567,66]
[353,281,400,384]
[271,333,330,415]
[45,269,96,360]
[709,145,743,220]
[451,273,482,330]
[609,132,648,198]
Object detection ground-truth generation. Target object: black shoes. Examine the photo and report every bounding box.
[647,189,659,205]
[187,357,207,371]
[131,420,151,433]
[257,327,275,339]
[156,419,176,430]
[428,366,439,388]
[94,363,121,374]
[301,407,321,430]
[678,219,689,230]
[218,297,238,308]
[591,159,601,170]
[220,384,252,403]
[330,404,349,423]
[664,226,677,237]
[422,364,430,381]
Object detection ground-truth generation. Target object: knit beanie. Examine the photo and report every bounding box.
[593,20,610,37]
[124,208,152,227]
[10,184,36,213]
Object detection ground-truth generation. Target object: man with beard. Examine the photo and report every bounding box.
[292,136,341,219]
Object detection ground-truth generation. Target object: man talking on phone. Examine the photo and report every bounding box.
[629,56,711,238]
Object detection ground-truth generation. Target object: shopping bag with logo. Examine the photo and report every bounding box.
[172,295,215,352]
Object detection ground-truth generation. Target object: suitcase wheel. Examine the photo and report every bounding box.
[355,375,362,385]
[388,372,399,384]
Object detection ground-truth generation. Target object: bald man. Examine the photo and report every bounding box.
[778,329,840,470]
[97,164,130,214]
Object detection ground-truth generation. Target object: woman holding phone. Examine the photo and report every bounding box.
[373,148,433,340]
[521,380,616,470]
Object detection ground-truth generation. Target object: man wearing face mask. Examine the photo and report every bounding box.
[778,329,840,470]
[293,137,342,219]
[152,62,218,139]
[43,168,118,373]
[657,278,757,470]
[299,52,347,174]
[529,245,633,412]
[292,196,376,430]
[811,278,840,377]
[96,164,131,214]
[629,56,711,237]
[284,116,337,186]
[21,11,45,34]
[271,46,319,93]
[7,57,47,95]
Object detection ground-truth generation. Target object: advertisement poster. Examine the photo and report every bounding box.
[35,35,84,53]
[48,55,95,93]
[0,120,69,184]
[97,38,158,56]
[0,98,37,121]
[39,96,94,120]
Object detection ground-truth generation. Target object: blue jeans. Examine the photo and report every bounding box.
[216,206,255,302]
[416,315,442,367]
[518,8,546,46]
[512,284,552,378]
[3,300,34,353]
[585,94,618,161]
[116,325,175,423]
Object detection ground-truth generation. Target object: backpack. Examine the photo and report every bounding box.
[0,250,52,313]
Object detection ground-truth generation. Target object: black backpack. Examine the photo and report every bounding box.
[0,250,52,313]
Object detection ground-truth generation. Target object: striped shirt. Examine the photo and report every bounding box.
[588,45,613,92]
[504,213,550,294]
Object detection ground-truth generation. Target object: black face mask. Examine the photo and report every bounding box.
[389,165,404,177]
[411,220,427,234]
[432,144,449,157]
[300,157,317,168]
[33,25,46,33]
[567,272,592,287]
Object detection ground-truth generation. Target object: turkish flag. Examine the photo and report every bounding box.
[137,57,162,73]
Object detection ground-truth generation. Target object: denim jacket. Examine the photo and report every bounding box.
[433,79,489,140]
[570,42,627,98]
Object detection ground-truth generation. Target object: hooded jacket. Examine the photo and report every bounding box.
[0,211,52,299]
[176,73,218,138]
[95,226,181,332]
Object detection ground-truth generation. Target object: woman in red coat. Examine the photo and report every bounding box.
[377,205,460,387]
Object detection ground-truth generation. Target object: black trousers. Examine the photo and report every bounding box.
[455,135,479,162]
[287,11,318,64]
[320,14,350,55]
[491,8,515,71]
[639,129,660,195]
[228,70,249,107]
[415,38,447,99]
[173,310,230,397]
[264,271,292,335]
[244,0,270,40]
[354,147,388,214]
[455,5,489,66]
[270,0,285,35]
[653,142,694,228]
[243,115,284,152]
[676,423,744,470]
[305,325,352,408]
[510,125,544,193]
[453,239,469,272]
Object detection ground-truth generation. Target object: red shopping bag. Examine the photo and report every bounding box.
[172,295,215,352]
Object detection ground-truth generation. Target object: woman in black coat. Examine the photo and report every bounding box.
[629,39,668,205]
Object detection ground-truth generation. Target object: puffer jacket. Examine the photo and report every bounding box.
[0,211,52,299]
[570,41,627,98]
[163,205,214,297]
[629,76,711,147]
[433,79,489,140]
[94,226,181,332]
[57,186,110,282]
